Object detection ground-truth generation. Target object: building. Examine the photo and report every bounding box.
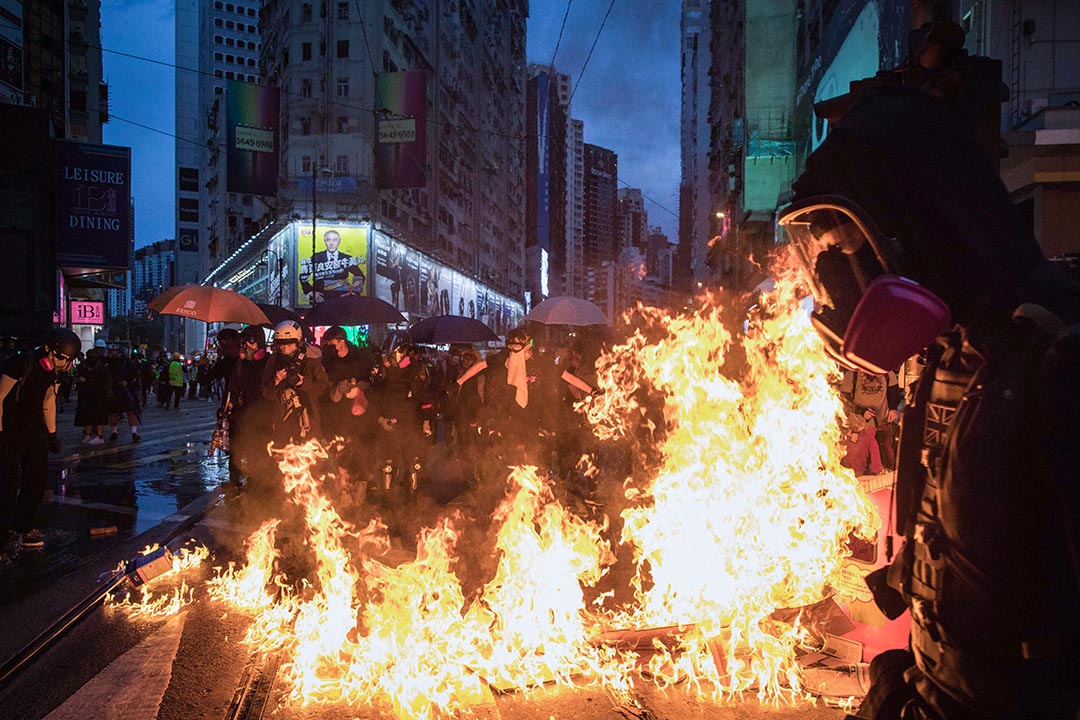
[617,187,648,255]
[677,0,712,291]
[175,0,272,351]
[107,201,137,319]
[132,240,177,317]
[565,118,586,299]
[583,143,618,275]
[525,64,568,304]
[646,226,676,286]
[964,0,1080,259]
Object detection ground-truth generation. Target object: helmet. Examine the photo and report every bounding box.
[239,325,266,348]
[273,320,303,342]
[94,338,107,348]
[172,352,182,360]
[506,327,530,352]
[381,330,413,365]
[46,328,82,358]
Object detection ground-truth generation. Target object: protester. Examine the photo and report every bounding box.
[224,326,273,491]
[74,346,108,445]
[261,320,329,444]
[778,77,1080,718]
[105,345,143,442]
[321,326,378,498]
[371,331,430,494]
[167,352,185,409]
[0,328,81,559]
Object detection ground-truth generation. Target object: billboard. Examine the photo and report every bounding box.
[375,71,427,189]
[296,224,369,308]
[373,234,523,333]
[57,141,131,269]
[226,79,280,196]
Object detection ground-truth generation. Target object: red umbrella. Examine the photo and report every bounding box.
[149,285,269,325]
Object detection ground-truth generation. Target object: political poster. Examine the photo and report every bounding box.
[296,224,368,308]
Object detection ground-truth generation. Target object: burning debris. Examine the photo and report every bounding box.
[108,276,880,718]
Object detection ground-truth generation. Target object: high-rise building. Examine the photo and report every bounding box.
[565,118,586,299]
[175,0,272,350]
[583,143,618,273]
[258,0,527,301]
[132,240,177,318]
[526,64,568,303]
[678,0,712,290]
[617,187,648,255]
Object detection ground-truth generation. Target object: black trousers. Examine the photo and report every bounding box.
[1,433,49,539]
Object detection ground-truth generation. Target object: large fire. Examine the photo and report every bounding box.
[113,274,879,717]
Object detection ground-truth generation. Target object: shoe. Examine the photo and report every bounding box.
[81,434,91,444]
[88,436,104,445]
[21,529,44,549]
[109,432,119,442]
[132,433,141,443]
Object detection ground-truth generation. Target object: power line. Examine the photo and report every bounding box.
[547,0,574,71]
[568,0,616,108]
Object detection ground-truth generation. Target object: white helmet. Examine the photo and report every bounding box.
[273,319,303,342]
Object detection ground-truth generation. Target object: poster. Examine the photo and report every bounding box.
[296,224,368,308]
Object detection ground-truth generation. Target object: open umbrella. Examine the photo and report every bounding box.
[524,296,608,326]
[256,303,305,326]
[409,315,499,344]
[149,285,269,325]
[303,295,406,327]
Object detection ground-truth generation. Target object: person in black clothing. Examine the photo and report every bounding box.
[208,328,241,396]
[225,326,273,491]
[0,328,81,559]
[261,320,329,445]
[74,347,109,444]
[321,326,378,499]
[372,331,430,495]
[105,346,142,443]
[778,79,1080,717]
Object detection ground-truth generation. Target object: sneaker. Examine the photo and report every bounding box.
[131,433,141,443]
[88,436,104,445]
[21,529,44,549]
[81,434,92,444]
[109,431,118,442]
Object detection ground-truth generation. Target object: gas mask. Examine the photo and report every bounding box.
[777,195,951,374]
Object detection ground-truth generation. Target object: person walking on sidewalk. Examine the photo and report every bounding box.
[74,346,108,445]
[0,328,81,560]
[105,345,143,442]
[167,352,186,409]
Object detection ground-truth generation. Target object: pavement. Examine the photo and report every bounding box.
[0,392,852,719]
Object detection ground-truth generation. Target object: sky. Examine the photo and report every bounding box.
[101,0,682,249]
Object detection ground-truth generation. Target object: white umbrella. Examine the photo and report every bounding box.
[524,296,608,326]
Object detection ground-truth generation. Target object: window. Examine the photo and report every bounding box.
[225,37,234,46]
[336,115,348,132]
[335,155,348,174]
[214,51,223,61]
[214,34,223,43]
[337,2,348,19]
[336,40,349,58]
[300,117,311,135]
[247,7,255,16]
[319,40,326,56]
[302,3,312,21]
[215,18,223,26]
[225,20,234,28]
[214,69,224,77]
[247,24,256,32]
[214,1,222,8]
[225,71,235,79]
[302,156,312,174]
[247,41,256,49]
[302,42,311,61]
[301,78,312,97]
[226,54,234,63]
[247,58,255,67]
[226,3,234,10]
[336,76,349,96]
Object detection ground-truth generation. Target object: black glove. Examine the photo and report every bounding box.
[48,433,61,454]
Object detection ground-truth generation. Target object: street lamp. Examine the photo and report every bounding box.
[311,163,334,305]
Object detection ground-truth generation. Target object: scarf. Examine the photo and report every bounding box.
[505,350,528,408]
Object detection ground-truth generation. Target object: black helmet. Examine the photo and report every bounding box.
[239,325,267,348]
[381,330,414,364]
[506,327,530,350]
[46,328,81,358]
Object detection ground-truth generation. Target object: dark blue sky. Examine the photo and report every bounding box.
[101,0,681,249]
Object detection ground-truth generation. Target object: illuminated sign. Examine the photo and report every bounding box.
[70,300,105,325]
[540,248,550,298]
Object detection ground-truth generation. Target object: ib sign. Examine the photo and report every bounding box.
[71,301,105,325]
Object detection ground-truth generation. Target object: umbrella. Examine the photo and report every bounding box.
[149,285,269,325]
[256,303,305,326]
[303,294,406,327]
[409,315,499,344]
[524,296,608,326]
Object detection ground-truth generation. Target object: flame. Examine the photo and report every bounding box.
[107,543,210,619]
[207,519,283,611]
[585,275,877,700]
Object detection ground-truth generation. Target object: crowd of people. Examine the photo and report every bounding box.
[221,321,600,508]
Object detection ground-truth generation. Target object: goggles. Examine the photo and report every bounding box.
[777,195,951,374]
[52,350,75,363]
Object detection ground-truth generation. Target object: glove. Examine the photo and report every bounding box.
[48,433,61,454]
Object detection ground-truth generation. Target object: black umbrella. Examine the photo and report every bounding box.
[409,315,499,344]
[256,303,305,326]
[303,295,406,327]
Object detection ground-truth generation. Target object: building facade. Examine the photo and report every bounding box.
[525,64,568,304]
[678,0,712,290]
[617,187,648,256]
[583,142,618,272]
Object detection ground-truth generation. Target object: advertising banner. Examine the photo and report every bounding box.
[226,79,280,196]
[0,0,22,93]
[296,224,369,308]
[57,141,131,269]
[375,71,427,189]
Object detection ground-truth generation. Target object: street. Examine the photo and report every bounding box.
[0,396,849,720]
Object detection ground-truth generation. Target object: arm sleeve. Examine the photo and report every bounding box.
[43,385,57,433]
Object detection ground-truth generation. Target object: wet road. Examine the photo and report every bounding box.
[0,395,848,720]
